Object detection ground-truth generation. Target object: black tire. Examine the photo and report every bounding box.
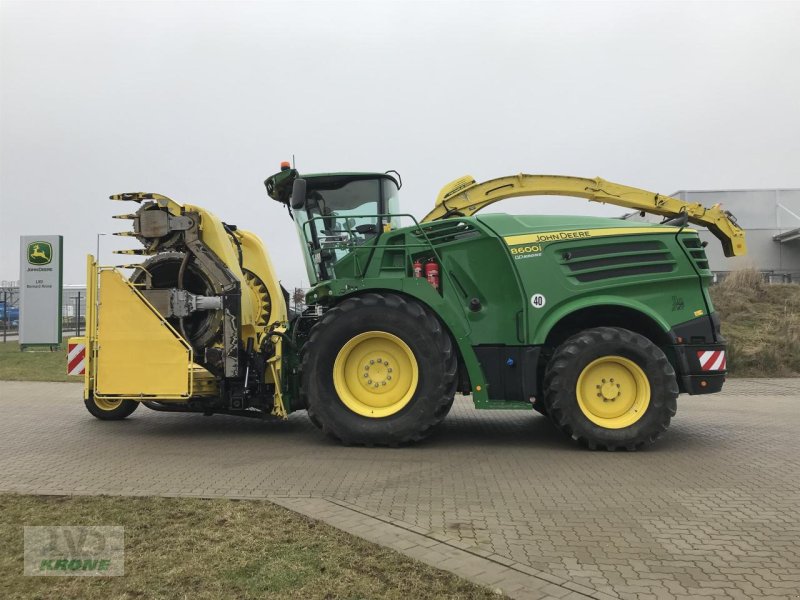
[301,293,457,446]
[543,327,678,451]
[84,394,140,420]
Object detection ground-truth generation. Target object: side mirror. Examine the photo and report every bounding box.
[291,178,307,210]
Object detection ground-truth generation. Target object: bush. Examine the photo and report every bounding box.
[710,269,800,377]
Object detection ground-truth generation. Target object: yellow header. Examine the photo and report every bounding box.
[504,226,690,247]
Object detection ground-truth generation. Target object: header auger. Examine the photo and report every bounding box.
[69,163,746,450]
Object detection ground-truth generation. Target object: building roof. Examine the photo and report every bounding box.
[774,227,800,245]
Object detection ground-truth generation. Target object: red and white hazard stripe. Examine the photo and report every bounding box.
[697,349,726,372]
[67,342,86,376]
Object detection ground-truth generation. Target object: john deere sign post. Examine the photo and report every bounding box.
[19,235,63,349]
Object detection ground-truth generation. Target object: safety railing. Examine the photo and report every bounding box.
[300,213,455,281]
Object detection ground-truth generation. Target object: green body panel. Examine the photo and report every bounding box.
[297,212,713,408]
[475,214,712,343]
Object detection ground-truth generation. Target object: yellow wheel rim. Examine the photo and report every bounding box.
[576,356,650,429]
[93,396,123,411]
[333,331,419,418]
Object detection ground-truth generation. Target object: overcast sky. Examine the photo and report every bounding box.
[1,0,799,287]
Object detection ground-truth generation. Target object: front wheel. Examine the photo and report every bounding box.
[84,394,140,420]
[543,327,677,450]
[301,293,457,446]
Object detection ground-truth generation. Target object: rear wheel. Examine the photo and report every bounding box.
[543,327,677,450]
[301,293,456,446]
[84,394,140,420]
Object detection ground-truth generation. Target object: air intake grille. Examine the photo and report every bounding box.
[560,240,675,283]
[681,237,710,271]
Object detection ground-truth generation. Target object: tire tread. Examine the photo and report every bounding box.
[543,327,678,451]
[301,293,457,446]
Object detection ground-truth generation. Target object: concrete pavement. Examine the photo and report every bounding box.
[1,379,798,600]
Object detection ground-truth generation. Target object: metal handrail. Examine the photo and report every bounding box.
[300,213,452,280]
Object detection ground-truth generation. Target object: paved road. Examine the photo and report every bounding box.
[1,379,799,600]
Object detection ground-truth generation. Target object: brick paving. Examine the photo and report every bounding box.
[1,378,799,599]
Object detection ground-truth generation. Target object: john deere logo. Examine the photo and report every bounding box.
[27,242,52,265]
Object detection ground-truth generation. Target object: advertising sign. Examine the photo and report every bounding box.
[19,235,63,347]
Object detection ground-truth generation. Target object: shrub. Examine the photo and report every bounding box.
[710,269,800,377]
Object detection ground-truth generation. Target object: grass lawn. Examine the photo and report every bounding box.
[0,339,71,382]
[710,271,800,377]
[0,494,498,600]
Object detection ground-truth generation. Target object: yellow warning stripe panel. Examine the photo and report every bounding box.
[503,226,692,247]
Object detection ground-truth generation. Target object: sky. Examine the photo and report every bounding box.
[1,0,799,288]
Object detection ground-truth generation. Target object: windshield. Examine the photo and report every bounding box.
[293,175,399,282]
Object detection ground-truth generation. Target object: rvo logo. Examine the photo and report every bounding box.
[43,526,108,555]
